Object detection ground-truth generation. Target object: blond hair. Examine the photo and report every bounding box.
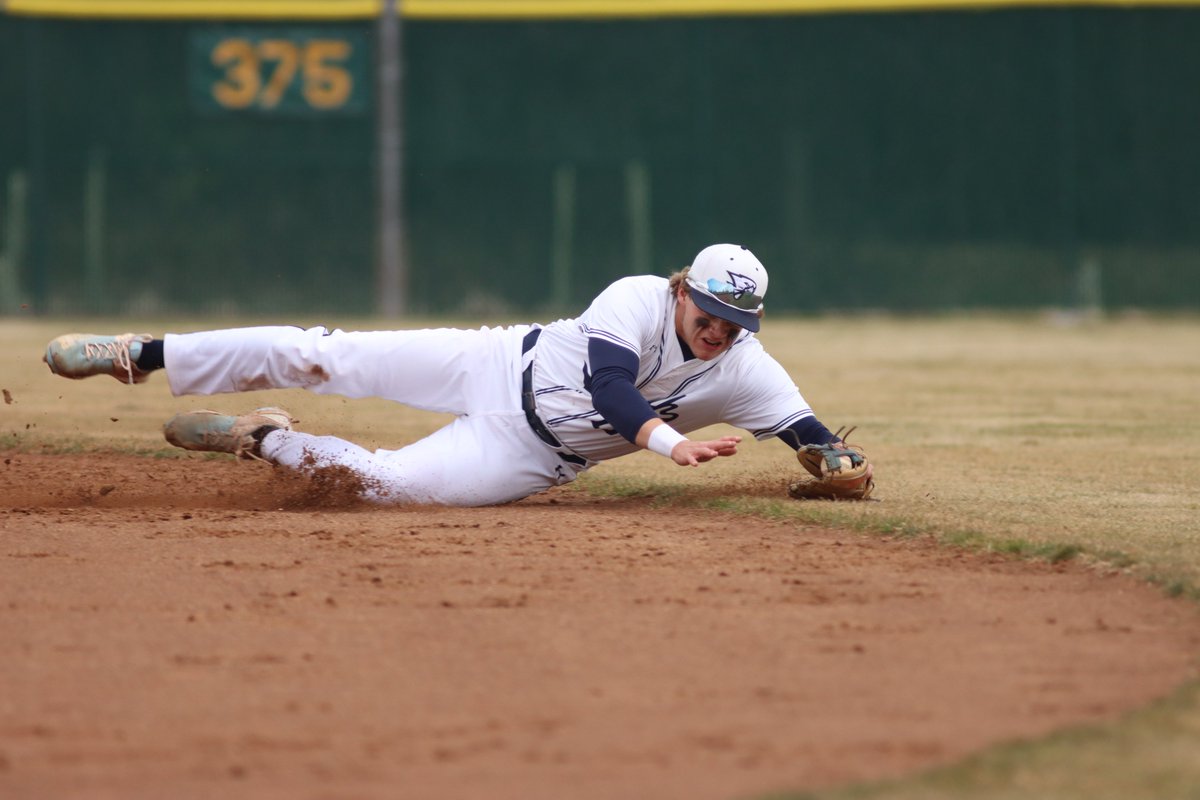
[667,267,691,295]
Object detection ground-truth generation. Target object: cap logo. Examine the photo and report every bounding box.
[704,271,762,311]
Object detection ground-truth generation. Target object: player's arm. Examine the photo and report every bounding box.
[588,339,740,466]
[775,417,840,449]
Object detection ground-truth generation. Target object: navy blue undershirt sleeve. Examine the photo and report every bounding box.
[587,338,658,444]
[136,339,166,372]
[775,417,838,450]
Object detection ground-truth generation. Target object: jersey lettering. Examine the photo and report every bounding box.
[651,395,683,423]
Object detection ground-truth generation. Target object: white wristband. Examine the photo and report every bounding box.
[646,424,688,459]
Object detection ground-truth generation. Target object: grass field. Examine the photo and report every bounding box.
[3,312,1199,798]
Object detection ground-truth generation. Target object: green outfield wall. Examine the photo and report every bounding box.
[2,6,1198,315]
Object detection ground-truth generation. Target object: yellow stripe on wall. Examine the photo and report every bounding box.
[3,0,380,18]
[4,0,1198,19]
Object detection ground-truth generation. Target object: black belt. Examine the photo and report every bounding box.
[521,328,587,468]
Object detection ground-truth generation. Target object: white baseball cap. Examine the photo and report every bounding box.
[685,243,769,332]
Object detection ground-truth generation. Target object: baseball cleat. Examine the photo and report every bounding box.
[44,332,154,385]
[163,407,295,460]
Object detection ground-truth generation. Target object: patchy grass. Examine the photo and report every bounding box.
[772,679,1200,800]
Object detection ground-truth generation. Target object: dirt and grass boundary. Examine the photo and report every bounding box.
[3,314,1199,799]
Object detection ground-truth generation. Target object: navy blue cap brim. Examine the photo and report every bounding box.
[689,289,761,332]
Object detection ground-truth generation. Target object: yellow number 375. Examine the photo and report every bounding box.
[212,38,353,110]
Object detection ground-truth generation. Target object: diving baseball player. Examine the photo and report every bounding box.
[43,244,874,504]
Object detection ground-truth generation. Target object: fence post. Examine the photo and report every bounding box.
[551,164,576,310]
[626,160,652,276]
[377,0,406,317]
[0,171,28,311]
[84,146,107,311]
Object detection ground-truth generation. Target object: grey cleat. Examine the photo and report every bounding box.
[163,407,296,460]
[44,332,154,384]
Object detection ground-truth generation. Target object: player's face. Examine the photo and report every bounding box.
[674,288,741,360]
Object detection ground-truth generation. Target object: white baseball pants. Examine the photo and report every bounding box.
[163,325,586,506]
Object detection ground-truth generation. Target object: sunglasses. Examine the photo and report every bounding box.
[696,277,763,311]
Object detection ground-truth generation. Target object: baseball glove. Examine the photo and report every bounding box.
[788,428,875,501]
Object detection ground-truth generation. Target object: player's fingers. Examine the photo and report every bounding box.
[704,439,739,456]
[676,443,710,465]
[675,440,734,466]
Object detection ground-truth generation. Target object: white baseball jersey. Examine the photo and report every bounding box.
[533,276,815,462]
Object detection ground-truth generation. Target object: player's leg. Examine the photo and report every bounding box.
[163,325,527,415]
[160,404,575,506]
[254,411,576,506]
[45,325,529,417]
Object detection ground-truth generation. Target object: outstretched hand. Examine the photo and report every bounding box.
[671,435,742,467]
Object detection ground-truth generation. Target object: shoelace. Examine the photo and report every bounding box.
[82,336,140,385]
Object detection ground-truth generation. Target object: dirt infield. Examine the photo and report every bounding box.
[3,452,1199,800]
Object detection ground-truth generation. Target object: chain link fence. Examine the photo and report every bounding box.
[2,9,1198,316]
